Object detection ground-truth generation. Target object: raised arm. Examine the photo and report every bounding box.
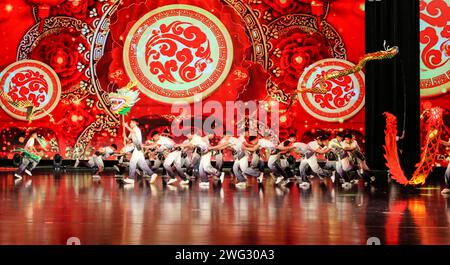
[123,122,132,132]
[310,145,331,154]
[176,141,194,149]
[342,145,356,152]
[277,144,295,152]
[210,141,231,151]
[143,142,159,149]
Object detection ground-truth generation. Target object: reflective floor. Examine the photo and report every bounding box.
[0,170,449,245]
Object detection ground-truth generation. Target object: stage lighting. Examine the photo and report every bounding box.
[53,154,63,170]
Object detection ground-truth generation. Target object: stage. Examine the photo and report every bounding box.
[1,169,449,245]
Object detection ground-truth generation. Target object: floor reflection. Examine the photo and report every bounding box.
[0,170,449,245]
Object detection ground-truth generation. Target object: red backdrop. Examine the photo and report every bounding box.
[0,0,365,160]
[419,0,450,166]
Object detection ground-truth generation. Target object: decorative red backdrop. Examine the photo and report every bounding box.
[0,0,365,160]
[419,0,450,166]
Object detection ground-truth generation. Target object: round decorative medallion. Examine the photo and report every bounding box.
[123,4,234,103]
[297,58,365,122]
[0,60,61,121]
[419,0,450,97]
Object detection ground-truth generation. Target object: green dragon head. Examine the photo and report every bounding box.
[108,81,140,115]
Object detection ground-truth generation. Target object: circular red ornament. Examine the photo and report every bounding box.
[419,0,450,97]
[123,4,234,104]
[297,58,365,122]
[0,60,61,121]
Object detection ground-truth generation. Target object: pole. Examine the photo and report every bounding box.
[122,115,126,146]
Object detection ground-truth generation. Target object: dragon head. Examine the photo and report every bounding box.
[382,41,399,57]
[108,81,140,115]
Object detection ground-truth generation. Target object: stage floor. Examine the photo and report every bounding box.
[0,170,449,245]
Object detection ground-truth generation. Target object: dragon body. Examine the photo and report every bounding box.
[384,107,443,186]
[297,45,399,94]
[0,90,35,121]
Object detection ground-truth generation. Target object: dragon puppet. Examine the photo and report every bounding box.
[266,43,400,113]
[12,136,48,163]
[296,43,399,94]
[0,90,36,122]
[108,81,140,144]
[108,81,140,115]
[384,107,444,186]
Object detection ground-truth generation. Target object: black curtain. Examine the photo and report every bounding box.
[365,0,420,174]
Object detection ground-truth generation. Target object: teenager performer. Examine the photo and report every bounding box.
[256,133,277,183]
[214,133,239,183]
[214,134,226,175]
[217,132,246,188]
[198,133,225,188]
[328,133,352,188]
[292,141,309,184]
[341,134,370,184]
[152,131,191,186]
[14,131,46,179]
[114,138,135,177]
[144,131,176,184]
[187,132,204,178]
[279,134,298,184]
[243,136,265,183]
[164,137,198,185]
[123,119,157,184]
[88,144,118,179]
[299,134,337,188]
[268,137,297,186]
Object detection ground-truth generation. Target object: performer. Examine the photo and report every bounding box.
[114,138,135,177]
[148,130,190,185]
[165,137,198,185]
[440,139,450,194]
[214,135,226,175]
[268,136,296,186]
[198,132,224,188]
[187,132,204,178]
[256,133,277,183]
[86,144,118,179]
[292,141,309,184]
[14,131,45,179]
[144,131,177,182]
[341,133,370,184]
[213,133,236,183]
[243,135,265,183]
[279,134,298,183]
[123,119,157,184]
[145,138,165,176]
[211,131,246,187]
[219,132,247,188]
[328,133,352,187]
[299,134,337,189]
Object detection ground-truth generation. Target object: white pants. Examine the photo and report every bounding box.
[239,153,249,173]
[129,149,154,179]
[163,150,188,180]
[88,155,104,168]
[199,151,220,182]
[305,155,335,177]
